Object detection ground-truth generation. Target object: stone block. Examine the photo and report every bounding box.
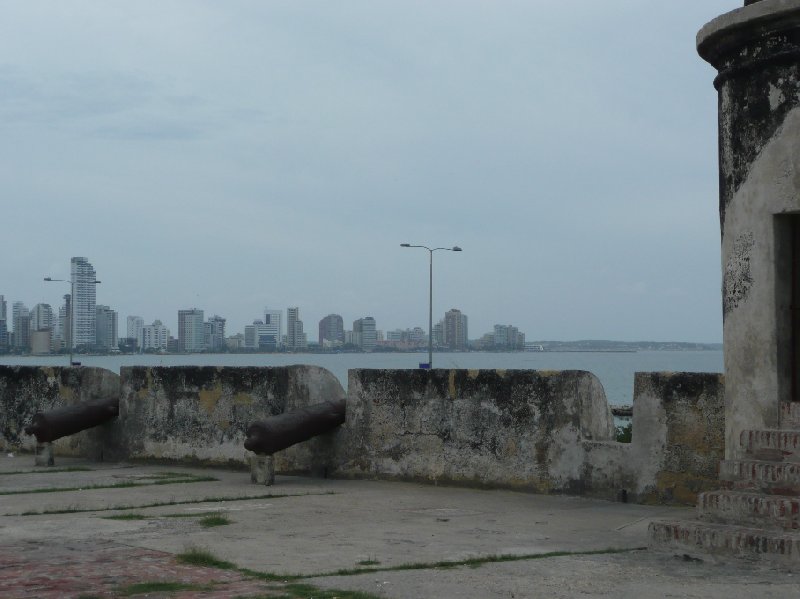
[250,455,275,486]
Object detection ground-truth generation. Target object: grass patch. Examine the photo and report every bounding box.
[199,513,232,528]
[615,422,633,443]
[277,583,382,598]
[187,545,644,583]
[0,466,92,476]
[102,513,148,521]
[17,491,331,517]
[176,547,237,570]
[0,473,217,496]
[116,580,213,595]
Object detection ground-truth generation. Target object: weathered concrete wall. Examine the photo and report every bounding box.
[0,366,724,505]
[698,0,800,458]
[332,369,615,493]
[583,372,725,504]
[115,365,346,471]
[0,366,120,458]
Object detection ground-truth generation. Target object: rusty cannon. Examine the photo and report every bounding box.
[24,397,119,444]
[244,398,346,456]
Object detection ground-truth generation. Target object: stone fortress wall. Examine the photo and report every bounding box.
[0,365,723,505]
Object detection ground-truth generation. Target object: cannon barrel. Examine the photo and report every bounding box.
[24,398,119,443]
[244,399,346,455]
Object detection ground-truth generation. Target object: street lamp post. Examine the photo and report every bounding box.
[44,276,101,366]
[400,244,462,369]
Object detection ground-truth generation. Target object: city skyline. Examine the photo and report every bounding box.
[1,256,539,353]
[0,3,733,343]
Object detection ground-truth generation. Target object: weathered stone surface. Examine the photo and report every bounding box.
[698,0,800,459]
[333,368,614,493]
[0,366,120,458]
[649,520,800,563]
[583,372,724,504]
[116,365,346,471]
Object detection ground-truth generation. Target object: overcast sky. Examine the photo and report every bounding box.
[1,1,736,342]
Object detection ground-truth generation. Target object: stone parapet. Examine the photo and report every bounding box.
[0,366,119,458]
[116,365,345,471]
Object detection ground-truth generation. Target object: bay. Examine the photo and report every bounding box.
[0,350,722,407]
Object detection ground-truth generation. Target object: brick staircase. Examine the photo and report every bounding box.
[649,403,800,562]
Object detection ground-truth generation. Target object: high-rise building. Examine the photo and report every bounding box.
[353,317,377,351]
[0,295,7,349]
[96,305,118,351]
[205,315,226,351]
[178,309,205,352]
[30,304,54,332]
[71,257,98,349]
[444,308,468,350]
[286,307,307,350]
[59,295,71,352]
[263,309,282,349]
[318,314,344,347]
[127,316,144,350]
[12,302,30,349]
[142,320,169,351]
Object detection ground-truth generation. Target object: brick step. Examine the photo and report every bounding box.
[649,520,800,562]
[781,402,800,429]
[720,459,800,494]
[740,429,800,460]
[697,490,800,530]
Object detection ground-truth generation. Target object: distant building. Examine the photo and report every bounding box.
[286,307,307,350]
[127,316,144,350]
[244,319,279,351]
[30,303,53,332]
[319,314,344,347]
[71,257,97,349]
[263,309,282,349]
[178,309,205,352]
[353,317,377,351]
[205,315,226,351]
[30,304,54,354]
[444,308,468,350]
[493,324,524,350]
[12,302,30,349]
[30,330,52,355]
[142,320,169,351]
[96,305,118,351]
[0,295,6,349]
[226,333,245,351]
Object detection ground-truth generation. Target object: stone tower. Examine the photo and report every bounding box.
[650,0,800,561]
[699,0,800,458]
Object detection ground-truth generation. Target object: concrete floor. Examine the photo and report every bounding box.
[0,455,796,598]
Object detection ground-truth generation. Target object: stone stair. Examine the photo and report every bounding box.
[649,403,800,562]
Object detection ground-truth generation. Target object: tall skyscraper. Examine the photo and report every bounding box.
[30,304,54,332]
[318,314,344,347]
[444,308,468,350]
[127,316,144,350]
[264,309,282,349]
[12,301,30,349]
[178,308,205,352]
[0,295,8,348]
[205,315,226,351]
[95,305,118,351]
[71,257,97,349]
[286,307,307,350]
